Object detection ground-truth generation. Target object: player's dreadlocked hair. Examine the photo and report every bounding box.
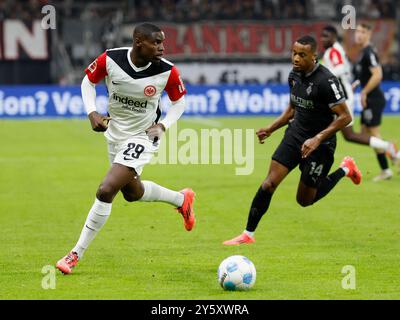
[133,23,162,39]
[323,25,338,37]
[296,35,317,53]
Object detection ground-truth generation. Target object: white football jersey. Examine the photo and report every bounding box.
[85,47,186,142]
[322,42,353,105]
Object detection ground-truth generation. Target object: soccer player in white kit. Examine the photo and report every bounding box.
[320,25,399,180]
[56,23,195,274]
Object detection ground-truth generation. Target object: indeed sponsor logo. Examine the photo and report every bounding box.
[113,93,148,109]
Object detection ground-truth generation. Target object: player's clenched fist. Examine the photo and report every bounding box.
[88,111,112,132]
[256,127,272,144]
[145,123,166,143]
[301,136,321,158]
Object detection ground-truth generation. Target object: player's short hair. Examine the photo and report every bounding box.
[295,35,317,53]
[133,23,162,39]
[358,22,372,30]
[323,25,338,37]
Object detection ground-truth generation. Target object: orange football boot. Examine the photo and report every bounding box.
[56,251,79,275]
[340,156,362,185]
[223,232,255,246]
[177,188,196,231]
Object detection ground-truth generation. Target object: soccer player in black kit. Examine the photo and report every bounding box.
[224,36,362,245]
[354,23,398,181]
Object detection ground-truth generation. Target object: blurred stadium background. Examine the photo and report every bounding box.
[0,0,399,118]
[0,0,398,82]
[0,0,399,119]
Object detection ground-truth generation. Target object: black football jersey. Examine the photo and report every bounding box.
[354,45,384,99]
[288,64,346,140]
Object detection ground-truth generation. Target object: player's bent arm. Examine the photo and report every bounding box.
[351,79,360,91]
[81,75,97,115]
[81,75,110,132]
[257,104,294,144]
[145,96,186,142]
[159,95,186,130]
[315,102,351,141]
[300,102,350,158]
[362,66,383,95]
[266,104,295,133]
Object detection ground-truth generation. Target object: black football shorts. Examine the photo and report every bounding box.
[272,129,335,188]
[361,95,386,127]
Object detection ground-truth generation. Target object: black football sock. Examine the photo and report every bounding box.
[313,168,346,203]
[376,152,389,170]
[245,187,273,232]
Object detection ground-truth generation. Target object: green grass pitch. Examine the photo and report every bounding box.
[1,116,399,299]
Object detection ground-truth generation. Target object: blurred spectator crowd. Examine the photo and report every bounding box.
[0,0,397,22]
[0,0,398,83]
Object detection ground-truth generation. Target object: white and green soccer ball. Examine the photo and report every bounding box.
[217,255,256,291]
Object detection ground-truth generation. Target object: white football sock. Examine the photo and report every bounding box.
[244,230,255,238]
[341,167,350,175]
[369,136,389,150]
[72,198,112,259]
[140,180,184,207]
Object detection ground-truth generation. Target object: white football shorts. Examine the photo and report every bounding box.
[107,134,159,176]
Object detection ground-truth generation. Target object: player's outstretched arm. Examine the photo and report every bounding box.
[301,102,351,158]
[256,104,295,144]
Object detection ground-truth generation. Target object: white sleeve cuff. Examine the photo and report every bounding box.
[159,96,186,129]
[81,75,97,115]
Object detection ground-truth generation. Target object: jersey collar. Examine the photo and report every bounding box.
[127,48,152,72]
[304,63,320,77]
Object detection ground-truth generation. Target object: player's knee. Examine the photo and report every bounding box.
[261,180,278,193]
[342,132,352,141]
[96,183,117,202]
[122,191,142,202]
[343,132,355,142]
[297,199,313,207]
[296,195,313,207]
[121,183,144,202]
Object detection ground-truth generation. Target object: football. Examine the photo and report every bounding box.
[217,255,256,291]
